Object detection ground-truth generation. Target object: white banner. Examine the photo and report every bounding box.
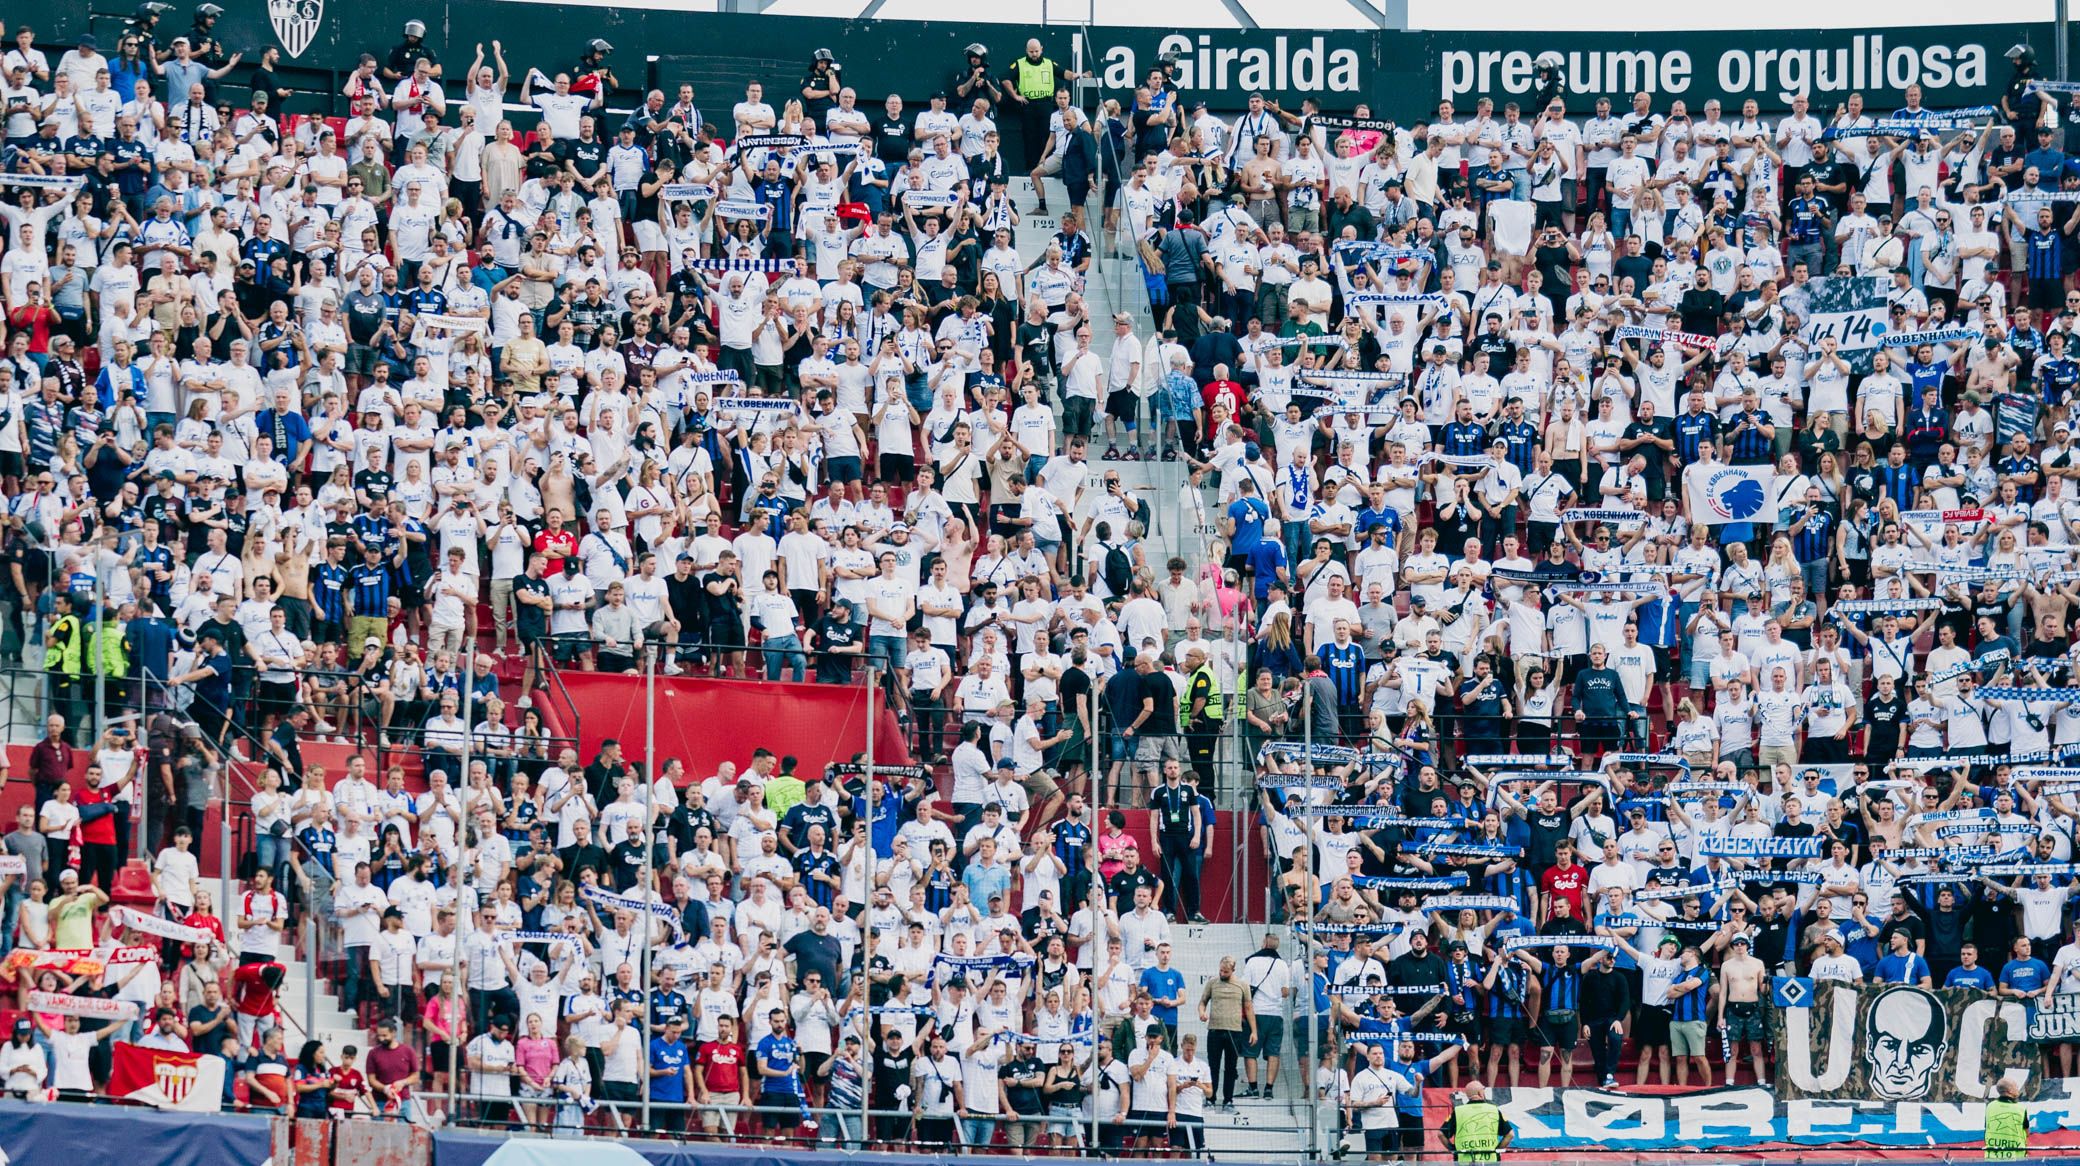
[411,313,489,334]
[28,991,138,1021]
[1684,462,1778,526]
[113,906,215,946]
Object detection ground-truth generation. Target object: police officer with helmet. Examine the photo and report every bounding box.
[128,2,173,60]
[385,19,440,82]
[801,48,840,125]
[187,3,228,96]
[1442,1080,1513,1163]
[953,43,997,106]
[2003,44,2044,141]
[574,38,617,96]
[1530,51,1564,116]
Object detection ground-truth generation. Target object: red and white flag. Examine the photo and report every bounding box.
[109,1041,224,1112]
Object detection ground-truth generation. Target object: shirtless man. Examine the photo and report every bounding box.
[1965,341,2020,402]
[1239,137,1283,231]
[539,455,579,524]
[273,507,319,641]
[1716,934,1770,1085]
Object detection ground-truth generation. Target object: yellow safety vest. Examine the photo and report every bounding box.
[43,614,82,677]
[1985,1098,2028,1161]
[89,621,129,678]
[1193,663,1226,720]
[1012,57,1058,101]
[1452,1100,1504,1163]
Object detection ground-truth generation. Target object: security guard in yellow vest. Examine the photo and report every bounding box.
[89,615,132,708]
[1003,37,1080,171]
[1181,645,1223,786]
[42,593,87,737]
[1442,1081,1513,1163]
[1986,1078,2028,1160]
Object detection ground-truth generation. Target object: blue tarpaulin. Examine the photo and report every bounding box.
[0,1099,270,1166]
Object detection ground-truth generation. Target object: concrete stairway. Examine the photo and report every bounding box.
[1157,921,1319,1159]
[1004,176,1202,573]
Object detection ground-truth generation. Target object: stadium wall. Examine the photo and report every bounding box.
[51,4,2061,120]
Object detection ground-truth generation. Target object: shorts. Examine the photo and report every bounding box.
[551,631,590,663]
[1725,1001,1769,1044]
[1048,1103,1084,1138]
[1134,733,1185,764]
[1486,1014,1527,1046]
[1109,733,1136,762]
[826,454,864,483]
[758,1090,803,1129]
[1670,1019,1708,1057]
[632,219,668,254]
[0,450,20,480]
[1020,767,1059,804]
[867,634,908,671]
[1035,152,1065,178]
[1252,1014,1284,1059]
[346,344,380,375]
[1636,1003,1671,1047]
[1538,1008,1579,1051]
[1652,645,1679,684]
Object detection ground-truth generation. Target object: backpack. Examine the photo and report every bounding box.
[1102,542,1133,597]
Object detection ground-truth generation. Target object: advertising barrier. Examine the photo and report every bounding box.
[1476,1081,2080,1151]
[65,4,2059,122]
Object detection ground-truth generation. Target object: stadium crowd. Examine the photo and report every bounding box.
[3,3,2080,1160]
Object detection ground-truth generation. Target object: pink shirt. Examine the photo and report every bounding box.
[515,1036,558,1086]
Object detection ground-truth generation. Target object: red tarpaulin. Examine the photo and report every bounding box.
[554,673,912,781]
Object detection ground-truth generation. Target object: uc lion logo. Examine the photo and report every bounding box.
[1703,467,1766,522]
[269,0,323,59]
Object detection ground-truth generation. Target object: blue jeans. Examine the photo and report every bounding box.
[257,832,291,885]
[764,634,806,682]
[1159,838,1203,918]
[961,1115,997,1147]
[822,1111,864,1148]
[1507,169,1531,201]
[0,884,19,960]
[867,635,907,673]
[1610,208,1632,238]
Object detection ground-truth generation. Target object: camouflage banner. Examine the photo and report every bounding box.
[1770,981,2039,1102]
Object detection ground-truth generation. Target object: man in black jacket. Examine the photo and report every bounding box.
[1571,644,1629,764]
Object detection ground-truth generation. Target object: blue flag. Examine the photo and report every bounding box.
[1772,976,1816,1009]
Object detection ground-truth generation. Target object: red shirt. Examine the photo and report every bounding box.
[1202,379,1247,416]
[328,1065,366,1112]
[5,306,55,354]
[533,528,577,570]
[230,961,282,1019]
[696,1040,745,1093]
[181,910,224,959]
[1539,861,1587,920]
[364,1042,418,1095]
[75,785,116,846]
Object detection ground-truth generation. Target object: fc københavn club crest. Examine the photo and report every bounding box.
[1704,466,1766,522]
[270,0,322,58]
